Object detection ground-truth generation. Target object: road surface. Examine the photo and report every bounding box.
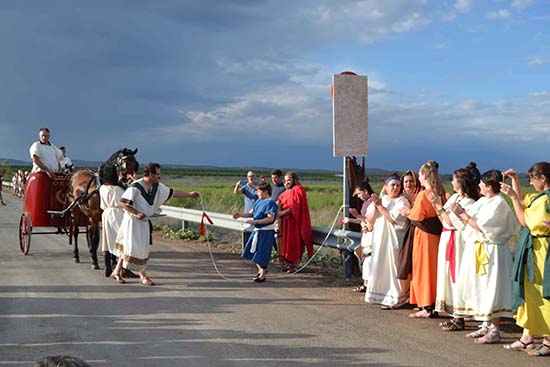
[0,194,545,366]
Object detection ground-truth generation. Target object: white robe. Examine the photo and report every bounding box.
[435,193,475,316]
[455,194,519,321]
[365,195,411,306]
[29,141,62,173]
[360,199,374,281]
[113,179,172,271]
[99,185,125,253]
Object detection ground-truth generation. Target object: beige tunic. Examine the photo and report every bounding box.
[100,185,125,253]
[113,179,172,271]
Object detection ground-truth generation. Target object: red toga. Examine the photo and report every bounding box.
[278,183,313,265]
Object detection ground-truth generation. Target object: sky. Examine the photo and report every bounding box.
[0,0,549,174]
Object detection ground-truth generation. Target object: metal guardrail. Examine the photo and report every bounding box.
[0,184,361,251]
[159,205,362,251]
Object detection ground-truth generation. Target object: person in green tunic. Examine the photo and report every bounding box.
[500,162,550,357]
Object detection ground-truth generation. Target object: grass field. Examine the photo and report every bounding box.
[161,166,535,228]
[3,164,534,227]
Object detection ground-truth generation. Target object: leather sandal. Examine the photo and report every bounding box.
[140,276,156,286]
[466,326,489,338]
[474,328,500,344]
[503,339,535,351]
[441,318,465,331]
[110,272,126,284]
[528,343,550,357]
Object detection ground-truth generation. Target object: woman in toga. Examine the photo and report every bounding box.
[429,167,479,331]
[501,162,550,356]
[365,173,411,309]
[451,169,519,344]
[407,161,446,318]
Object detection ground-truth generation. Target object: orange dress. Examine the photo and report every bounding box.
[409,189,442,308]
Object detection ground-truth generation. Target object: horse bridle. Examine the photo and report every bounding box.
[116,154,132,176]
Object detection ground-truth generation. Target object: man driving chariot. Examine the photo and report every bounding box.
[29,128,63,178]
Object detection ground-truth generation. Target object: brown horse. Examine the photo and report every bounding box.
[67,148,138,269]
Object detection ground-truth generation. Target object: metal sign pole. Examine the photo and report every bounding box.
[342,156,349,230]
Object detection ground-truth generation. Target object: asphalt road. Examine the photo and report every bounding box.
[0,193,546,367]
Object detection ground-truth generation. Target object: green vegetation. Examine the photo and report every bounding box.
[0,160,11,178]
[164,177,534,228]
[161,226,212,242]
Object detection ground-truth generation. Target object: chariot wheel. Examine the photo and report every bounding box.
[19,213,32,255]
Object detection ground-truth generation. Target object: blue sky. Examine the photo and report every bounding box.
[0,0,548,173]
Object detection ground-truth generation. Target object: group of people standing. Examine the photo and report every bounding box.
[28,128,201,286]
[343,161,550,357]
[233,169,313,282]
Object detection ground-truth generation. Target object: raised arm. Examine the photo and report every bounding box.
[233,181,242,195]
[428,191,453,228]
[501,168,526,226]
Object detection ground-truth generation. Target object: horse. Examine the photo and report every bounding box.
[67,148,138,270]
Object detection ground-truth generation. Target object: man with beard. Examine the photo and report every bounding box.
[277,171,313,272]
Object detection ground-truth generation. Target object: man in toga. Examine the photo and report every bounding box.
[111,162,200,285]
[277,171,313,272]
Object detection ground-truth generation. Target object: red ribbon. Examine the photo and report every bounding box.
[444,229,456,283]
[200,211,214,236]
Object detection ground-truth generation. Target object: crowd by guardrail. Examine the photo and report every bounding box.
[2,179,360,252]
[159,205,361,251]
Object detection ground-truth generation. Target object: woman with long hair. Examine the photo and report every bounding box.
[401,170,421,206]
[451,169,519,344]
[365,173,411,308]
[407,161,446,318]
[429,168,480,330]
[500,162,550,356]
[397,169,422,281]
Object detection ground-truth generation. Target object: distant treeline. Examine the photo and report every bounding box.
[4,164,532,187]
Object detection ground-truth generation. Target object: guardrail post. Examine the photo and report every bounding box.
[181,220,188,231]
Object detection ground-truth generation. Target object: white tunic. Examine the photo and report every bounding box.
[455,194,519,321]
[113,179,173,271]
[61,156,73,170]
[29,142,62,173]
[365,195,411,307]
[99,185,125,253]
[435,193,476,316]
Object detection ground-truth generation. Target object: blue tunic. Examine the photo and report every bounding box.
[241,198,278,268]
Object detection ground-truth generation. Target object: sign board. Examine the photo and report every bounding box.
[332,74,368,157]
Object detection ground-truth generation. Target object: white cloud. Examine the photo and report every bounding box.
[512,0,535,9]
[392,12,431,32]
[441,13,457,22]
[528,56,550,65]
[487,9,510,19]
[529,91,550,97]
[308,1,432,44]
[454,0,472,13]
[433,42,447,49]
